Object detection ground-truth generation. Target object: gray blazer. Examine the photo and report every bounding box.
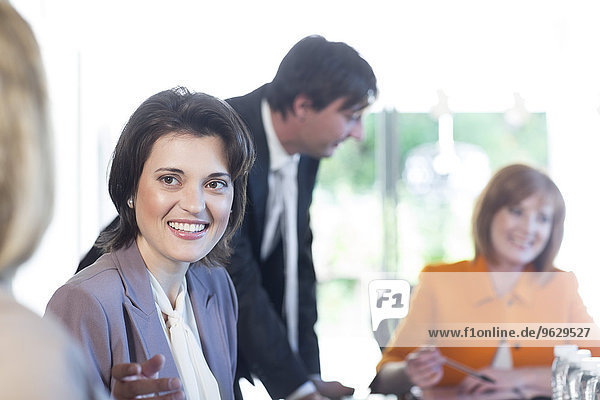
[45,242,237,400]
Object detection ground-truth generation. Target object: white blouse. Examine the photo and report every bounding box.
[148,271,221,400]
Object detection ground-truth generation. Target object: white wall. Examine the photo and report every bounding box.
[10,0,600,321]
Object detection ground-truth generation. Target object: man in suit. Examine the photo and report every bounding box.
[79,35,377,400]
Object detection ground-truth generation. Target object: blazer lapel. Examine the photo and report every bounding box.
[187,265,232,393]
[247,117,269,243]
[115,243,180,379]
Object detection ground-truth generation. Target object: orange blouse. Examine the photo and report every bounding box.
[377,257,598,386]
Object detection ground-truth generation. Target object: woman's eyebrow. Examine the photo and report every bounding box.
[207,172,232,180]
[153,168,231,179]
[154,167,184,174]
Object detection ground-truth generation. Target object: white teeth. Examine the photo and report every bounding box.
[509,237,532,247]
[168,222,206,232]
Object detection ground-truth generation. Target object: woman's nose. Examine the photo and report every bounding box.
[180,186,205,214]
[519,213,537,232]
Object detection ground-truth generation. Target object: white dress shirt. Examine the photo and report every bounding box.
[260,99,318,400]
[260,98,300,260]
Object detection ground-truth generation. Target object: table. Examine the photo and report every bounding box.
[420,386,549,400]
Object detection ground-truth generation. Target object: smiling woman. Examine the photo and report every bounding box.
[134,134,235,293]
[44,87,254,400]
[472,164,565,274]
[371,164,598,398]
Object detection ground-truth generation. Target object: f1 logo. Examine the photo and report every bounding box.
[376,289,404,308]
[369,279,410,331]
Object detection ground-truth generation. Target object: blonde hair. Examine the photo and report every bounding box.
[0,2,53,278]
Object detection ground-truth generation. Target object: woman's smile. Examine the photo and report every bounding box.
[489,192,553,271]
[167,219,209,239]
[134,133,234,273]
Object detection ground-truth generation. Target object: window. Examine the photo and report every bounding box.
[312,110,549,385]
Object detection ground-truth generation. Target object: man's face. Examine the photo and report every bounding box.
[297,97,366,158]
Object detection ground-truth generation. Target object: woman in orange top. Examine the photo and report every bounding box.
[372,164,597,396]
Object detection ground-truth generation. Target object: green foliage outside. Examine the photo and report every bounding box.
[400,112,548,276]
[317,112,548,194]
[453,112,548,170]
[316,113,378,195]
[314,111,549,282]
[313,110,550,363]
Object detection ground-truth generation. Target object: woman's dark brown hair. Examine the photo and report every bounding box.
[98,87,254,267]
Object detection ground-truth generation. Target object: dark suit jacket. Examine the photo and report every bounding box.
[227,85,321,399]
[51,242,238,399]
[77,84,321,399]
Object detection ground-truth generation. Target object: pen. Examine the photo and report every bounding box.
[443,358,496,384]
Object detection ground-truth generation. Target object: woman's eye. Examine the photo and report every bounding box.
[206,180,227,190]
[160,176,179,185]
[538,213,551,223]
[508,207,522,216]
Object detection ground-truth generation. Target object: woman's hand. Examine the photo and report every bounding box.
[111,354,184,400]
[458,368,516,395]
[404,347,445,388]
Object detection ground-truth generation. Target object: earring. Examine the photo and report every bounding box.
[127,198,134,208]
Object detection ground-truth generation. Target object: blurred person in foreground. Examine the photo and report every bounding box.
[77,35,378,400]
[371,164,598,398]
[0,2,106,399]
[46,87,254,399]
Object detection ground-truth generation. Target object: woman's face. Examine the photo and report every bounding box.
[489,192,554,271]
[134,133,233,272]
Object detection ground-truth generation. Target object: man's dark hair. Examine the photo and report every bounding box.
[265,35,377,117]
[98,87,255,267]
